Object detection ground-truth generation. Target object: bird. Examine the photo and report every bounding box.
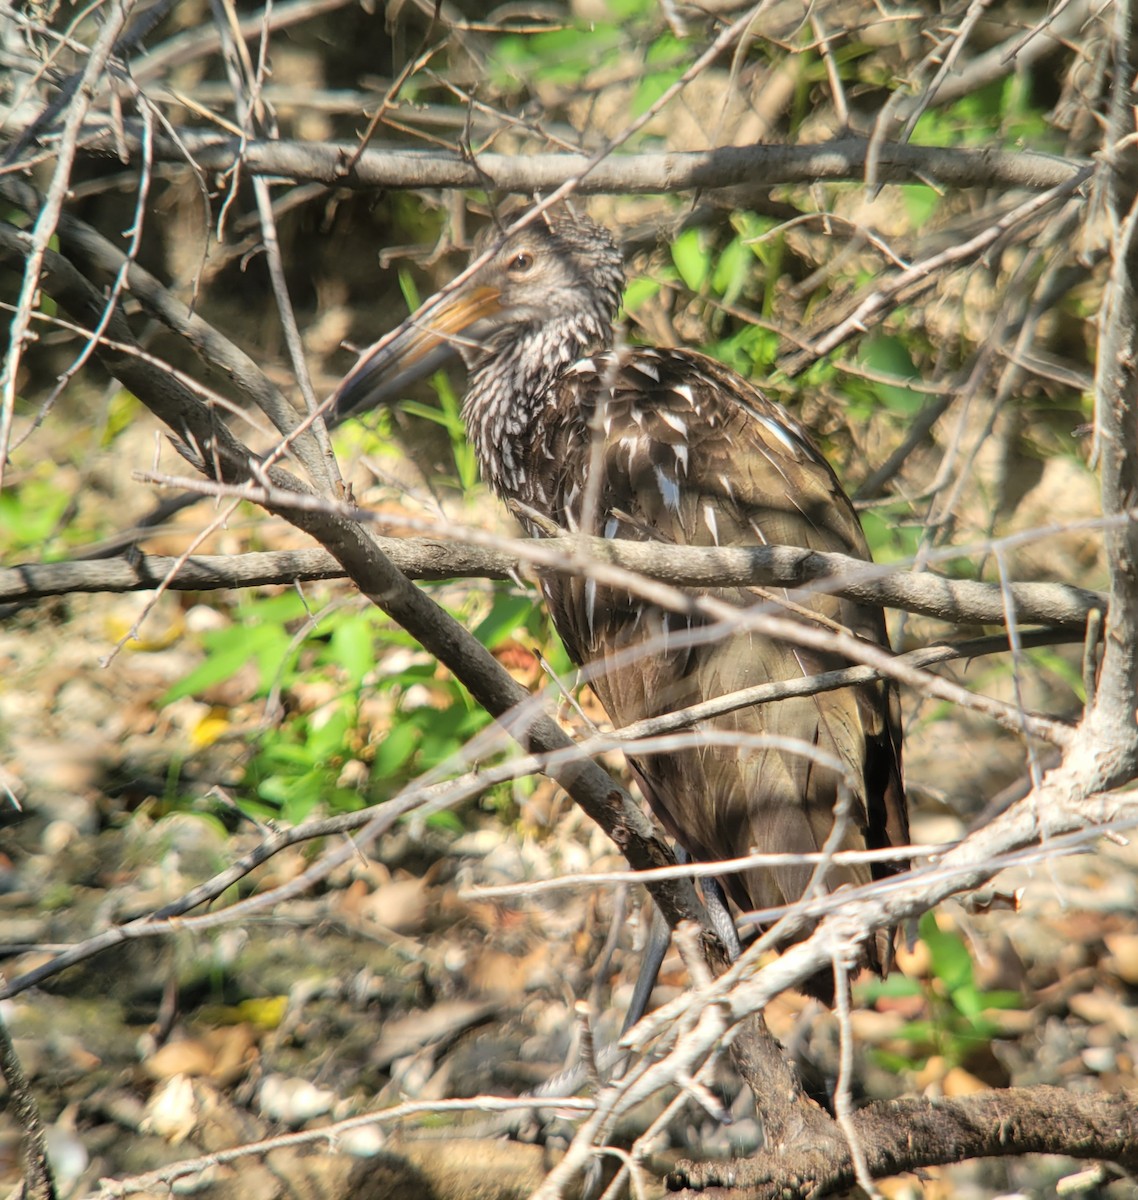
[332,206,909,1002]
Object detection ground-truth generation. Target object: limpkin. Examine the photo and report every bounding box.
[332,207,909,1004]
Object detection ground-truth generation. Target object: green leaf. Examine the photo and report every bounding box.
[948,983,987,1019]
[416,706,490,769]
[371,720,420,778]
[901,184,940,227]
[101,389,140,447]
[709,325,777,375]
[488,24,623,89]
[870,1047,926,1074]
[326,614,376,689]
[306,706,353,759]
[711,237,751,306]
[857,972,923,1001]
[426,810,466,833]
[398,268,421,314]
[644,31,686,65]
[733,212,778,261]
[472,591,535,649]
[632,66,684,116]
[859,509,922,563]
[400,399,450,426]
[622,276,662,313]
[889,1019,938,1045]
[671,228,711,292]
[0,476,71,554]
[981,989,1025,1011]
[235,591,309,624]
[603,0,653,18]
[858,335,923,415]
[163,623,285,704]
[919,912,975,993]
[258,741,319,769]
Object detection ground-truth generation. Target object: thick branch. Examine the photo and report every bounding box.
[59,129,1085,195]
[0,1008,56,1200]
[1083,0,1138,785]
[0,540,1104,630]
[674,1086,1138,1195]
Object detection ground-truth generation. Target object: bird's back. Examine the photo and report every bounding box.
[518,346,908,965]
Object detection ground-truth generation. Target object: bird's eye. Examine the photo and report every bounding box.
[509,250,535,274]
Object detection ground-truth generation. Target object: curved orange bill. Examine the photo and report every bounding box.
[330,285,503,425]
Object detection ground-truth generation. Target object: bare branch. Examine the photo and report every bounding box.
[1081,0,1138,783]
[0,1008,56,1200]
[42,127,1087,195]
[0,177,329,481]
[676,1087,1138,1193]
[0,536,1105,630]
[0,0,138,487]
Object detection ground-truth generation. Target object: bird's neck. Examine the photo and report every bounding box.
[462,314,611,502]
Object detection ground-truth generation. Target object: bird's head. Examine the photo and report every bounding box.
[331,209,625,424]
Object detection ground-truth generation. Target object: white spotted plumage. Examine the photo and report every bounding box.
[339,211,909,989]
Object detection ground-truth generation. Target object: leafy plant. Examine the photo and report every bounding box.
[400,371,480,492]
[165,585,547,825]
[912,78,1062,151]
[862,912,1023,1075]
[665,213,783,373]
[631,31,689,115]
[0,469,73,557]
[488,24,625,93]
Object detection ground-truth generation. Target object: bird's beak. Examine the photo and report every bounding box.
[331,285,504,424]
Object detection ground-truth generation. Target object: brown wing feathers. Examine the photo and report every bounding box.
[534,348,908,968]
[334,214,907,990]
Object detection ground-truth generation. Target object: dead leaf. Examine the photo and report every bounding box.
[372,1000,499,1070]
[1104,932,1138,985]
[941,1066,989,1096]
[357,875,433,934]
[466,945,550,996]
[144,1038,216,1081]
[143,1025,257,1086]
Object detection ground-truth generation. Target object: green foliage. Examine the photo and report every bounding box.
[665,213,783,375]
[622,275,664,313]
[164,592,310,704]
[859,508,923,564]
[671,227,713,293]
[101,389,140,447]
[486,7,696,138]
[708,324,780,378]
[632,32,688,116]
[401,370,480,492]
[602,0,659,22]
[861,912,1023,1074]
[489,24,625,93]
[166,586,546,825]
[0,468,74,558]
[912,77,1060,151]
[900,184,941,228]
[846,334,925,418]
[397,266,421,314]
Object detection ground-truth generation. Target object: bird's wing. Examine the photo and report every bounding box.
[536,348,907,939]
